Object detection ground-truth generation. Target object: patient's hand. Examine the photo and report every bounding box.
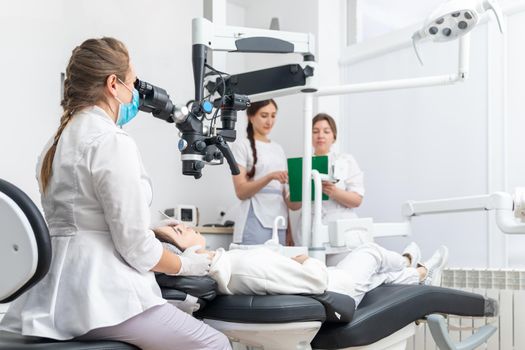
[292,254,309,264]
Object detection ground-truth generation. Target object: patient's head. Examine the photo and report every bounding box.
[171,224,207,250]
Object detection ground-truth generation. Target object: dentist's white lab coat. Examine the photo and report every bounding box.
[315,151,365,224]
[231,139,289,243]
[294,152,365,245]
[0,106,165,340]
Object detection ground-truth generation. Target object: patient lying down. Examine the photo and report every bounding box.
[154,225,448,307]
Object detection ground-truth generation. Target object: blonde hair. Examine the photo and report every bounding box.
[40,37,130,192]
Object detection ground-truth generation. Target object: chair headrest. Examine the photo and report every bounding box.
[0,179,51,303]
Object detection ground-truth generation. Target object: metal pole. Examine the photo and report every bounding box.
[301,93,314,247]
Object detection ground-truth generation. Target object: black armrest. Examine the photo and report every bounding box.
[155,275,217,302]
[308,291,356,323]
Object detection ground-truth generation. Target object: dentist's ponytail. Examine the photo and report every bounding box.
[40,37,129,193]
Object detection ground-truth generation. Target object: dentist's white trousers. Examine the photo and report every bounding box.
[331,243,420,306]
[77,303,231,350]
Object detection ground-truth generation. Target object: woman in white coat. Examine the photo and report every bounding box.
[311,113,365,224]
[231,100,294,245]
[0,38,230,350]
[289,113,364,238]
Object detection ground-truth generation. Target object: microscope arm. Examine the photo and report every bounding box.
[206,135,240,176]
[192,17,315,55]
[192,17,317,102]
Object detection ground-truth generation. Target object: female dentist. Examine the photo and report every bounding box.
[311,113,365,223]
[0,38,230,350]
[231,100,293,245]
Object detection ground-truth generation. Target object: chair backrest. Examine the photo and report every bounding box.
[0,179,51,303]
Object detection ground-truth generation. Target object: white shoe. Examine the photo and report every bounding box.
[402,242,421,268]
[421,246,449,286]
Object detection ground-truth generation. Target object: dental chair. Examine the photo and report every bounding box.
[188,285,497,350]
[159,251,498,349]
[0,178,498,350]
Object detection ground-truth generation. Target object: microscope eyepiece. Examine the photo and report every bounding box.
[134,78,154,96]
[134,78,175,122]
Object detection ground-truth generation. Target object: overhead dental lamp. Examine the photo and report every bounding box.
[412,0,504,64]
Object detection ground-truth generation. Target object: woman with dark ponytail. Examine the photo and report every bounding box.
[231,100,293,245]
[0,38,230,350]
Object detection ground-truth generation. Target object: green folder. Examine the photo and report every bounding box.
[287,156,329,202]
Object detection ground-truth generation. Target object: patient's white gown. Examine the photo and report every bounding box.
[209,243,419,307]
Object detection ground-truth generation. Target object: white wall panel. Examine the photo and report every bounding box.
[339,5,525,268]
[339,26,490,267]
[505,11,525,267]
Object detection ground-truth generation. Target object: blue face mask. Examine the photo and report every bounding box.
[116,79,140,126]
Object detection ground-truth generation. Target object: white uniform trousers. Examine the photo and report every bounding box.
[76,303,231,350]
[334,243,420,306]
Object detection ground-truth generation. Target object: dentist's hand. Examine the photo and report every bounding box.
[176,245,211,276]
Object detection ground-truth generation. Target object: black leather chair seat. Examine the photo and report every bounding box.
[0,331,137,350]
[311,284,495,349]
[196,294,327,323]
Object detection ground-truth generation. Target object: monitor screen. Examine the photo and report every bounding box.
[180,208,193,221]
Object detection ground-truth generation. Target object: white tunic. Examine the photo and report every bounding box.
[231,139,288,243]
[209,248,329,295]
[0,106,165,340]
[317,152,365,224]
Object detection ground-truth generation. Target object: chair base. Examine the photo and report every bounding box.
[203,320,414,350]
[203,319,322,350]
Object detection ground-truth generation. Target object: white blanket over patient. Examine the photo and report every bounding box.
[209,248,355,297]
[207,243,418,306]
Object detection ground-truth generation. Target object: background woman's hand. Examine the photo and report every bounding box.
[321,180,338,198]
[268,171,288,184]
